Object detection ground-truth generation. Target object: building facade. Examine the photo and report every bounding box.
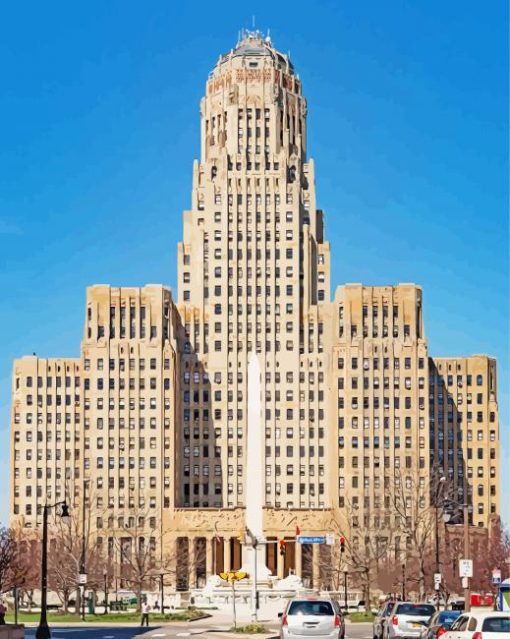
[9,32,500,589]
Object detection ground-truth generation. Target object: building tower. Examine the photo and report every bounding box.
[176,31,331,511]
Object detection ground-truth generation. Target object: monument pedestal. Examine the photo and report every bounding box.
[240,545,272,584]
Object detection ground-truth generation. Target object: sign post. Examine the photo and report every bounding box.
[219,571,248,630]
[434,573,442,591]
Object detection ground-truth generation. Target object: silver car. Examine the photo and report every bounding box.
[280,597,345,639]
[384,602,436,639]
[374,601,398,639]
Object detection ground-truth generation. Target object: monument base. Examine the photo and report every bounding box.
[240,545,272,584]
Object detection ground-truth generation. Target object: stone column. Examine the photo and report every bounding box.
[295,541,302,578]
[277,545,285,578]
[223,537,231,572]
[312,543,320,589]
[206,537,213,577]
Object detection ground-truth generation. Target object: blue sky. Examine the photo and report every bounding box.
[0,1,507,524]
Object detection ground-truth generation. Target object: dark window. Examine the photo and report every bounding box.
[396,604,435,616]
[288,601,334,616]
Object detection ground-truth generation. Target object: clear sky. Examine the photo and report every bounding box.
[0,1,507,525]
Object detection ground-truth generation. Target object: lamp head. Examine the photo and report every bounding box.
[60,503,71,523]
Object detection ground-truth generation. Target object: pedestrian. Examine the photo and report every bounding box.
[0,600,6,624]
[140,600,151,627]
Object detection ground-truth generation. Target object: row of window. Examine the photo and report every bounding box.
[339,416,425,429]
[339,357,425,370]
[83,397,168,410]
[338,435,425,449]
[22,375,79,389]
[338,396,425,410]
[339,457,426,472]
[338,376,425,390]
[84,358,171,371]
[431,392,488,405]
[430,373,484,386]
[83,377,171,391]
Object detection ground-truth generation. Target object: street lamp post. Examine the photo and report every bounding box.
[463,503,470,612]
[159,568,165,615]
[103,569,108,615]
[343,571,348,612]
[35,502,70,639]
[79,480,88,621]
[434,476,446,610]
[401,563,406,601]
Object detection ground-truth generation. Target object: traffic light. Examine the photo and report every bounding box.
[340,535,346,553]
[279,539,286,556]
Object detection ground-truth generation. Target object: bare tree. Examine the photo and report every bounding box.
[48,505,107,613]
[324,505,399,604]
[388,470,439,599]
[0,527,21,595]
[13,531,41,611]
[110,516,175,612]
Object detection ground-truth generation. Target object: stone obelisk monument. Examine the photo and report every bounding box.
[241,352,271,586]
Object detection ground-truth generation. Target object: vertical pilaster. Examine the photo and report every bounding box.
[206,537,213,577]
[295,541,302,578]
[312,544,320,589]
[223,538,231,572]
[277,546,284,578]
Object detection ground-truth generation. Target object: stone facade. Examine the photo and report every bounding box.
[9,32,500,590]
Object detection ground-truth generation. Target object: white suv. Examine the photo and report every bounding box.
[279,597,345,639]
[384,602,436,639]
[443,612,510,639]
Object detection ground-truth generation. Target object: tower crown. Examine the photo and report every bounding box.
[210,30,296,80]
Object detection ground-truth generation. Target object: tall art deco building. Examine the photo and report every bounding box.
[9,32,500,589]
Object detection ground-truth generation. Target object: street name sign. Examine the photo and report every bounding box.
[297,536,326,544]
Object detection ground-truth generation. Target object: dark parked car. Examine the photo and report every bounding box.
[420,610,461,639]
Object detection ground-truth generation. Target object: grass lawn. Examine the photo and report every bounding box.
[5,608,207,624]
[346,611,376,622]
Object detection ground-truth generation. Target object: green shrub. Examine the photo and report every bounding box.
[230,622,268,633]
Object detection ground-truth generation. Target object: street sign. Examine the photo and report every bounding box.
[459,559,473,578]
[492,569,501,585]
[79,573,88,585]
[297,536,326,544]
[434,573,442,590]
[326,535,335,546]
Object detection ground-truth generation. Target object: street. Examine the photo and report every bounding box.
[24,627,154,639]
[22,621,374,639]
